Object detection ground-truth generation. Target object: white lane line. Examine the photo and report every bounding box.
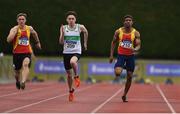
[0,88,43,98]
[0,85,57,98]
[4,84,96,113]
[91,87,123,113]
[156,84,176,114]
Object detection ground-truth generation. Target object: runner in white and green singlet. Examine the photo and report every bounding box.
[59,11,88,102]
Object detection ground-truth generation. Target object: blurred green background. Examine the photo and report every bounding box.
[0,0,180,59]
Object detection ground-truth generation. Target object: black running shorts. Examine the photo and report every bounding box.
[13,53,31,70]
[63,53,80,70]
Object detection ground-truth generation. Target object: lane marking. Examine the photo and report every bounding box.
[91,87,123,113]
[4,84,96,113]
[156,84,176,114]
[0,84,60,98]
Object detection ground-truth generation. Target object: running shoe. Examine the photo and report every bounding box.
[69,88,75,102]
[74,76,80,87]
[21,82,25,90]
[16,81,21,90]
[122,95,128,102]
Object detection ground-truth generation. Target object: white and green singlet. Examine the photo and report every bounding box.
[63,24,82,54]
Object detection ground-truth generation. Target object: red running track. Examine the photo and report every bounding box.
[0,82,180,113]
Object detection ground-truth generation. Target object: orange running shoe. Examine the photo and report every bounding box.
[69,88,75,102]
[74,76,80,87]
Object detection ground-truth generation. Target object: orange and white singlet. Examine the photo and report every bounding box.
[13,25,32,54]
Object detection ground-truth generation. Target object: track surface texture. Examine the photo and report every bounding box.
[0,82,179,113]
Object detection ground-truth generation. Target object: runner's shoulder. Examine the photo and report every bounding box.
[78,24,85,28]
[135,30,140,38]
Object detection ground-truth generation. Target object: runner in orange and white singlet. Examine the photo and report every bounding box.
[7,13,41,90]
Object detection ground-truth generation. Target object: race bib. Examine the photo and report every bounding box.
[120,40,132,49]
[65,40,77,48]
[18,37,29,46]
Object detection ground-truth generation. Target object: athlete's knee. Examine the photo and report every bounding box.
[66,71,72,78]
[127,71,133,76]
[70,60,76,65]
[127,76,132,82]
[70,56,78,65]
[67,75,72,79]
[22,64,29,69]
[22,58,30,68]
[14,70,20,76]
[114,67,122,76]
[127,71,133,81]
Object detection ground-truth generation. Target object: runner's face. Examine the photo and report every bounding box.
[66,15,76,26]
[124,17,133,28]
[17,16,26,26]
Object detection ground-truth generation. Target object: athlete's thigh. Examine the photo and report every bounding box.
[114,54,126,69]
[66,69,73,76]
[126,55,135,72]
[13,54,23,70]
[70,56,78,63]
[22,54,31,68]
[63,54,72,70]
[70,54,80,63]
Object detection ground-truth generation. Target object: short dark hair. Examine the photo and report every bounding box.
[65,11,77,18]
[17,13,27,19]
[124,14,133,20]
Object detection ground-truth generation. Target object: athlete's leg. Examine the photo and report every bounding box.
[13,54,21,90]
[66,70,73,91]
[114,67,123,80]
[21,57,30,83]
[14,70,20,82]
[63,54,75,101]
[70,56,78,76]
[63,54,74,90]
[70,56,80,87]
[114,67,123,76]
[21,57,30,89]
[66,69,75,101]
[114,54,125,80]
[14,70,21,89]
[122,55,135,102]
[123,71,133,97]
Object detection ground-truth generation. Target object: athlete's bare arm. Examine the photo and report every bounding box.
[31,48,36,59]
[109,29,119,63]
[59,24,64,45]
[30,26,41,50]
[134,30,141,51]
[80,24,88,51]
[7,26,18,43]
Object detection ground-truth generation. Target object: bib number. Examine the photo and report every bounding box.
[67,43,75,48]
[66,41,77,49]
[18,37,29,46]
[120,40,132,49]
